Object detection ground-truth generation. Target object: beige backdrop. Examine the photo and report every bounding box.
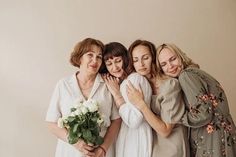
[0,0,236,157]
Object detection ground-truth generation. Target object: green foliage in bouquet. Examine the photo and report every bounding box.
[58,99,104,145]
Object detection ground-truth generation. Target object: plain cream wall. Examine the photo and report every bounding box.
[0,0,236,156]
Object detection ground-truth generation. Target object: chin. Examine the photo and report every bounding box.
[137,72,146,76]
[168,73,178,78]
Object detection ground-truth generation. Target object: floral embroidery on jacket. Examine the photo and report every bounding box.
[183,68,236,157]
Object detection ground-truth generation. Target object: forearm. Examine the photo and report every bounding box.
[100,118,121,151]
[140,101,174,137]
[46,121,68,142]
[181,107,212,128]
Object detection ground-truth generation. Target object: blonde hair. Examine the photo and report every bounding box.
[156,43,199,77]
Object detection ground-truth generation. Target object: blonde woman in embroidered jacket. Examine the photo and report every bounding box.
[155,43,236,157]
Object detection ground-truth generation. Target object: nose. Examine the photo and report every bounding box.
[92,56,98,63]
[167,62,173,69]
[112,63,118,70]
[138,60,144,67]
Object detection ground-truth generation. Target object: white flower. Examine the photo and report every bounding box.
[63,98,104,145]
[83,99,98,112]
[74,108,82,116]
[97,117,104,126]
[62,116,68,123]
[80,105,88,114]
[57,118,64,128]
[70,111,77,117]
[72,99,83,108]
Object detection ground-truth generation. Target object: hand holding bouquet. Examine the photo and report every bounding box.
[58,99,104,145]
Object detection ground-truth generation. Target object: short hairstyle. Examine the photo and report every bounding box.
[156,43,199,76]
[99,42,129,75]
[127,39,158,77]
[70,38,104,68]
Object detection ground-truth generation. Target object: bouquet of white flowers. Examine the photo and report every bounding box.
[58,99,104,145]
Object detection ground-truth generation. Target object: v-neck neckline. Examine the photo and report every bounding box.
[73,72,102,101]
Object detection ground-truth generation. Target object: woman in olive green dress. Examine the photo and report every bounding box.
[156,43,236,157]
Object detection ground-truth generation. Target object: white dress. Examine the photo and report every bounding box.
[116,73,153,157]
[46,73,120,157]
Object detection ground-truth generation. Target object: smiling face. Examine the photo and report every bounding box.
[105,56,124,78]
[132,45,152,77]
[79,45,103,75]
[158,48,183,77]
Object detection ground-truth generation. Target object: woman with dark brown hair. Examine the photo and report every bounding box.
[100,42,153,157]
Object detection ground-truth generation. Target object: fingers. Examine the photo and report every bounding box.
[83,149,95,156]
[126,81,144,98]
[103,74,118,83]
[84,145,94,151]
[126,81,135,96]
[74,140,95,156]
[126,80,137,93]
[82,145,95,156]
[107,75,119,83]
[137,84,143,93]
[127,80,134,88]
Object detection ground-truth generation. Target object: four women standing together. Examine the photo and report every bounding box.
[46,38,236,157]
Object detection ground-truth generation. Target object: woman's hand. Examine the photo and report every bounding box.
[102,74,124,108]
[102,74,120,97]
[92,146,106,157]
[73,139,95,156]
[126,80,146,110]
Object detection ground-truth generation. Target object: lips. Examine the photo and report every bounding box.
[113,69,122,73]
[90,64,98,69]
[169,68,178,74]
[138,68,147,72]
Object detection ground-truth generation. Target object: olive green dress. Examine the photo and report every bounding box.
[179,67,236,157]
[151,78,190,157]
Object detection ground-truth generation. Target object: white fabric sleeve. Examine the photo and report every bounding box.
[119,73,152,128]
[45,80,62,122]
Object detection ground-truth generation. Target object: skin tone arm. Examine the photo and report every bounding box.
[126,81,174,137]
[46,122,95,157]
[103,74,125,108]
[93,118,122,157]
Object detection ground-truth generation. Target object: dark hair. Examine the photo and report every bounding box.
[99,42,129,75]
[70,38,104,68]
[127,39,157,77]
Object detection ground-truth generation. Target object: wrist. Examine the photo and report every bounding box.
[114,94,123,100]
[139,101,147,111]
[114,95,125,108]
[98,145,106,156]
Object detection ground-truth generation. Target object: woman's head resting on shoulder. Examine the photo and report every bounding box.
[70,38,104,75]
[156,43,199,78]
[127,39,157,79]
[100,42,129,79]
